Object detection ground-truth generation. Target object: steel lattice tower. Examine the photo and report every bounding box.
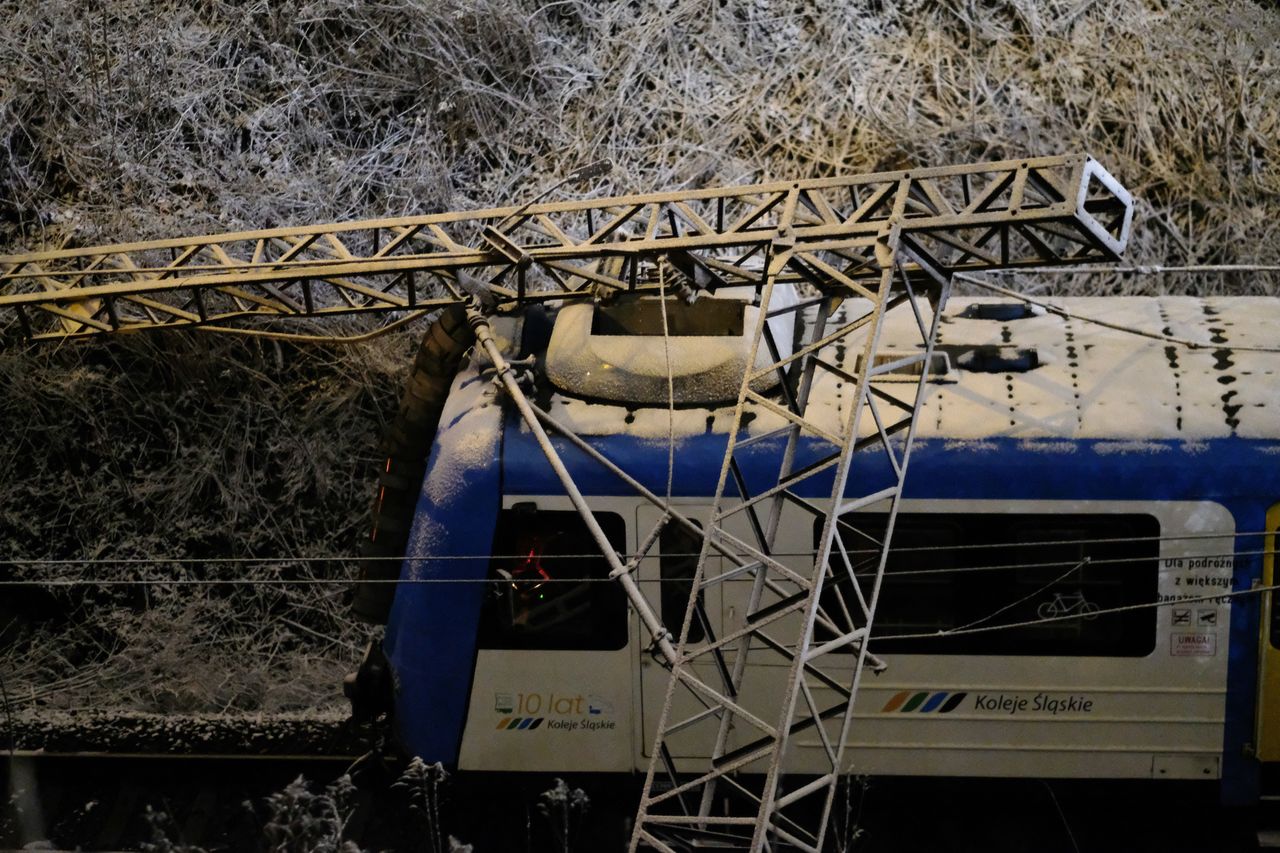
[0,154,1132,851]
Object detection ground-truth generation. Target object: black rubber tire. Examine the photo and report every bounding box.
[353,304,474,623]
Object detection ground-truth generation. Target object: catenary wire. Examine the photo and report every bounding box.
[940,559,1090,635]
[987,264,1280,275]
[0,544,1253,580]
[0,548,1245,581]
[0,528,1262,566]
[875,581,1272,643]
[955,273,1280,354]
[0,546,1268,585]
[658,259,676,505]
[0,574,1265,656]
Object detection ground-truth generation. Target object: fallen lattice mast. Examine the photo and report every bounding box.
[0,155,1132,851]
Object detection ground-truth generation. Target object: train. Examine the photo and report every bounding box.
[346,288,1280,807]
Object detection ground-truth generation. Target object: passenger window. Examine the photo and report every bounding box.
[478,507,627,651]
[822,516,962,639]
[816,512,1160,657]
[660,521,706,643]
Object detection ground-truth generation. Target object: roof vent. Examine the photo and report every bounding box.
[591,297,744,337]
[545,289,796,405]
[940,344,1040,373]
[960,302,1042,321]
[862,351,954,382]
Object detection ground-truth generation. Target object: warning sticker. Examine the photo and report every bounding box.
[1171,633,1216,657]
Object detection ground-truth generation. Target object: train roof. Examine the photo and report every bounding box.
[540,296,1280,443]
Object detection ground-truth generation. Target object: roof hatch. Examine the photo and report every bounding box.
[960,301,1044,321]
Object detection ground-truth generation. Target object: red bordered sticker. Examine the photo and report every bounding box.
[1170,632,1216,657]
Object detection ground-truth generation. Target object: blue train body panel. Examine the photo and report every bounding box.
[385,373,504,764]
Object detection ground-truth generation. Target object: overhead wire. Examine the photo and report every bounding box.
[987,264,1280,276]
[658,258,676,505]
[7,264,1279,672]
[0,570,1265,656]
[0,528,1261,566]
[937,558,1090,636]
[0,546,1267,585]
[875,581,1272,644]
[954,272,1280,354]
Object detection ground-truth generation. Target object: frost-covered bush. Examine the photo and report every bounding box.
[141,805,209,853]
[536,778,590,853]
[391,756,458,853]
[262,774,363,853]
[1,0,1277,716]
[0,332,403,712]
[3,0,1276,293]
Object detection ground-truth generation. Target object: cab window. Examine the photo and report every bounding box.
[478,507,628,650]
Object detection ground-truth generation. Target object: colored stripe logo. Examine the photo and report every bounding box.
[880,691,967,713]
[496,717,545,730]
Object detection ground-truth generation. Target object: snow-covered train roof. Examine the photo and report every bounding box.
[542,297,1280,442]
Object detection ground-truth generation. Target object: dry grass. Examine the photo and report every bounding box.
[0,0,1277,713]
[0,332,409,711]
[3,0,1277,288]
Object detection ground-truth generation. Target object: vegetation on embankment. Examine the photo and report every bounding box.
[1,0,1276,713]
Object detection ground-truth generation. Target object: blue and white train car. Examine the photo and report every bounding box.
[374,293,1280,806]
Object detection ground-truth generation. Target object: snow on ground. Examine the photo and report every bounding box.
[7,707,358,755]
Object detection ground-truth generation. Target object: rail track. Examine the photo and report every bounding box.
[1,709,1274,851]
[4,749,1272,852]
[2,751,362,851]
[0,708,379,850]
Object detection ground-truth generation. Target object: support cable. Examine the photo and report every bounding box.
[0,528,1262,566]
[945,557,1090,635]
[0,579,1268,628]
[956,273,1280,354]
[877,582,1261,642]
[988,264,1280,276]
[658,259,676,504]
[0,542,1260,585]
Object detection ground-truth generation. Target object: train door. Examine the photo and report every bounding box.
[1258,504,1280,760]
[637,504,725,760]
[456,502,635,772]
